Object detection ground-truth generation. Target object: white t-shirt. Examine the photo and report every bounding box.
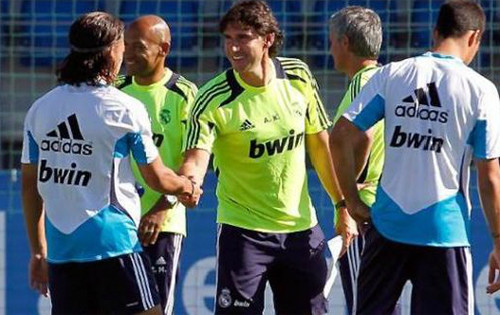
[21,83,158,262]
[344,52,500,247]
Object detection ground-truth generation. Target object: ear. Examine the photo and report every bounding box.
[159,41,171,56]
[468,30,481,47]
[263,33,275,48]
[341,34,349,48]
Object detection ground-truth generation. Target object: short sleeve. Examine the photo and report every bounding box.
[21,106,39,164]
[109,99,159,165]
[305,70,332,134]
[468,85,500,159]
[184,92,217,153]
[343,69,386,131]
[180,83,198,144]
[131,101,159,164]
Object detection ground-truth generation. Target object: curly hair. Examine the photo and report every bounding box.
[57,12,124,86]
[219,0,283,58]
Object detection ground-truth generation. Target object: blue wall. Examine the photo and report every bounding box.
[3,170,500,314]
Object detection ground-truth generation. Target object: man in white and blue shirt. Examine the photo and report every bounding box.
[330,1,500,313]
[21,12,199,315]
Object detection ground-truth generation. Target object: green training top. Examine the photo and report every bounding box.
[333,65,384,211]
[185,57,331,233]
[117,68,197,236]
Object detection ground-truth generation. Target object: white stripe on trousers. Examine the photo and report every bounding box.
[352,232,366,315]
[136,253,155,308]
[213,224,223,313]
[130,253,154,310]
[465,248,474,314]
[164,234,184,315]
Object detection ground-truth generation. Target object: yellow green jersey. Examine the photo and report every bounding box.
[117,68,197,236]
[185,57,331,233]
[333,65,384,210]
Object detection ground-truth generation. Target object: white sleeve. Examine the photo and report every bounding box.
[469,83,500,159]
[129,100,159,165]
[343,68,386,131]
[20,105,39,164]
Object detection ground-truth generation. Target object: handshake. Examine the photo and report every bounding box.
[136,174,202,247]
[177,175,203,208]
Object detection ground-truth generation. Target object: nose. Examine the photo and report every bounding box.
[231,44,240,53]
[226,39,239,53]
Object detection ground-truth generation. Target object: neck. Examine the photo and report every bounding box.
[134,65,166,86]
[239,56,275,87]
[346,58,377,80]
[432,38,467,63]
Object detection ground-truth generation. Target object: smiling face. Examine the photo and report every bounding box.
[123,25,163,78]
[223,22,271,75]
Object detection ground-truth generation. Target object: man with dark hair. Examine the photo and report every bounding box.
[330,1,500,313]
[179,0,341,313]
[118,15,198,315]
[21,11,200,315]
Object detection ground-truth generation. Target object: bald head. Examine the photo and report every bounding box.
[128,15,171,44]
[124,15,171,83]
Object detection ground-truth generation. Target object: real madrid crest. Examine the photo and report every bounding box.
[160,108,171,125]
[218,288,232,308]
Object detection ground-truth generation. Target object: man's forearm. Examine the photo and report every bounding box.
[178,149,211,186]
[329,121,367,206]
[21,165,46,256]
[477,160,500,239]
[306,131,343,203]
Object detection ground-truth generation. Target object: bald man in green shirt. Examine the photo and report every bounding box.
[117,15,197,315]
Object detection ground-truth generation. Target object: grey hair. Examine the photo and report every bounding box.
[329,6,382,59]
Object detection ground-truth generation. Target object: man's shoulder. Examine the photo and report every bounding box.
[377,58,413,77]
[105,85,146,109]
[164,71,198,102]
[193,70,237,108]
[460,67,497,93]
[168,71,197,90]
[197,70,232,93]
[195,69,247,112]
[276,56,309,68]
[27,85,64,117]
[276,56,313,80]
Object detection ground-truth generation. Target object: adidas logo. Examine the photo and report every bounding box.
[395,82,448,123]
[46,114,84,139]
[41,114,93,155]
[239,119,255,131]
[155,256,167,266]
[401,82,441,107]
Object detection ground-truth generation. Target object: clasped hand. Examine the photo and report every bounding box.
[178,181,202,208]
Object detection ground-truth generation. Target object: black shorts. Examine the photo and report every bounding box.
[356,226,473,314]
[215,223,328,315]
[339,224,401,315]
[48,251,160,314]
[143,232,184,315]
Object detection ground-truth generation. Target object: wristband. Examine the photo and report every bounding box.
[335,199,346,209]
[165,195,178,206]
